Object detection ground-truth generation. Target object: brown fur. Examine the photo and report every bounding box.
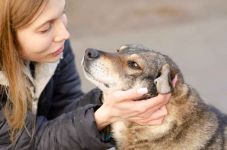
[82,45,227,150]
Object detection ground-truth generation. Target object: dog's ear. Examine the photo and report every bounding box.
[154,64,175,94]
[118,46,128,52]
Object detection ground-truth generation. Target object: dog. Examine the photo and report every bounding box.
[82,44,227,150]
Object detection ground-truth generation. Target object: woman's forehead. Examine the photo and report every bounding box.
[27,0,65,29]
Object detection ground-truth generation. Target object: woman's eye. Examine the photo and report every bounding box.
[128,61,141,70]
[40,26,51,33]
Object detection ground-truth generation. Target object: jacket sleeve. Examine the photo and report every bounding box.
[47,39,103,119]
[0,104,114,150]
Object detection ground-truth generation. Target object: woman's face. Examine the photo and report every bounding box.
[16,0,70,63]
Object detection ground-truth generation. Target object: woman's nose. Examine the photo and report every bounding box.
[54,23,70,42]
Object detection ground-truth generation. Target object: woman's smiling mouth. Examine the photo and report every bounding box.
[52,44,64,56]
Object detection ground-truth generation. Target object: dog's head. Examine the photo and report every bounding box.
[82,44,183,100]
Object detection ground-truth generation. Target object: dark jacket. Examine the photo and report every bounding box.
[0,40,114,150]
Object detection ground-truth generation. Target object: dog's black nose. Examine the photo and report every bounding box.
[85,48,99,60]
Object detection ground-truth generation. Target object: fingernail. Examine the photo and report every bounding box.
[137,88,148,95]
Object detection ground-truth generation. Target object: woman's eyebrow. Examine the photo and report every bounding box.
[35,19,53,31]
[35,3,66,30]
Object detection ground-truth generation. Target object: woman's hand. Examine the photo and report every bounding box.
[94,75,177,130]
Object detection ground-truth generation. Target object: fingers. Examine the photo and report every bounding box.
[131,94,170,126]
[145,106,168,126]
[105,74,178,126]
[146,105,168,121]
[147,118,164,126]
[135,75,178,126]
[134,93,170,113]
[135,74,178,113]
[110,74,177,103]
[135,105,167,125]
[112,88,148,102]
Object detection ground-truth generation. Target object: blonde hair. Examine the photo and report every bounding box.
[0,0,47,143]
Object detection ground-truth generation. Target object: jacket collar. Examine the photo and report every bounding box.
[0,58,62,115]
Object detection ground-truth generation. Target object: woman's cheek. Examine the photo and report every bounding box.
[35,32,54,52]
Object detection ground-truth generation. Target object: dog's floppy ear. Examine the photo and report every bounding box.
[154,64,175,94]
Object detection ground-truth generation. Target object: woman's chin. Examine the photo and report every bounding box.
[34,53,63,63]
[50,54,63,63]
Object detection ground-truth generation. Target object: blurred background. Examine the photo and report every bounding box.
[65,0,227,113]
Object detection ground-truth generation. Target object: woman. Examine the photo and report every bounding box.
[0,0,177,149]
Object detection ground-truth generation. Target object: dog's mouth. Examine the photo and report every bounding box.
[83,65,110,88]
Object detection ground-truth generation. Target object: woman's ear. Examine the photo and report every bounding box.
[154,64,175,94]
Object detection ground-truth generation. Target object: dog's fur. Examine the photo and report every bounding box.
[82,44,227,150]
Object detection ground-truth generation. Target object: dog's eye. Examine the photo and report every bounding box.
[128,61,141,70]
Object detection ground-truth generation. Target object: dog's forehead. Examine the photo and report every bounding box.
[118,44,167,71]
[118,44,161,60]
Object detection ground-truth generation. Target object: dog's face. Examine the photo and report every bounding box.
[82,44,179,100]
